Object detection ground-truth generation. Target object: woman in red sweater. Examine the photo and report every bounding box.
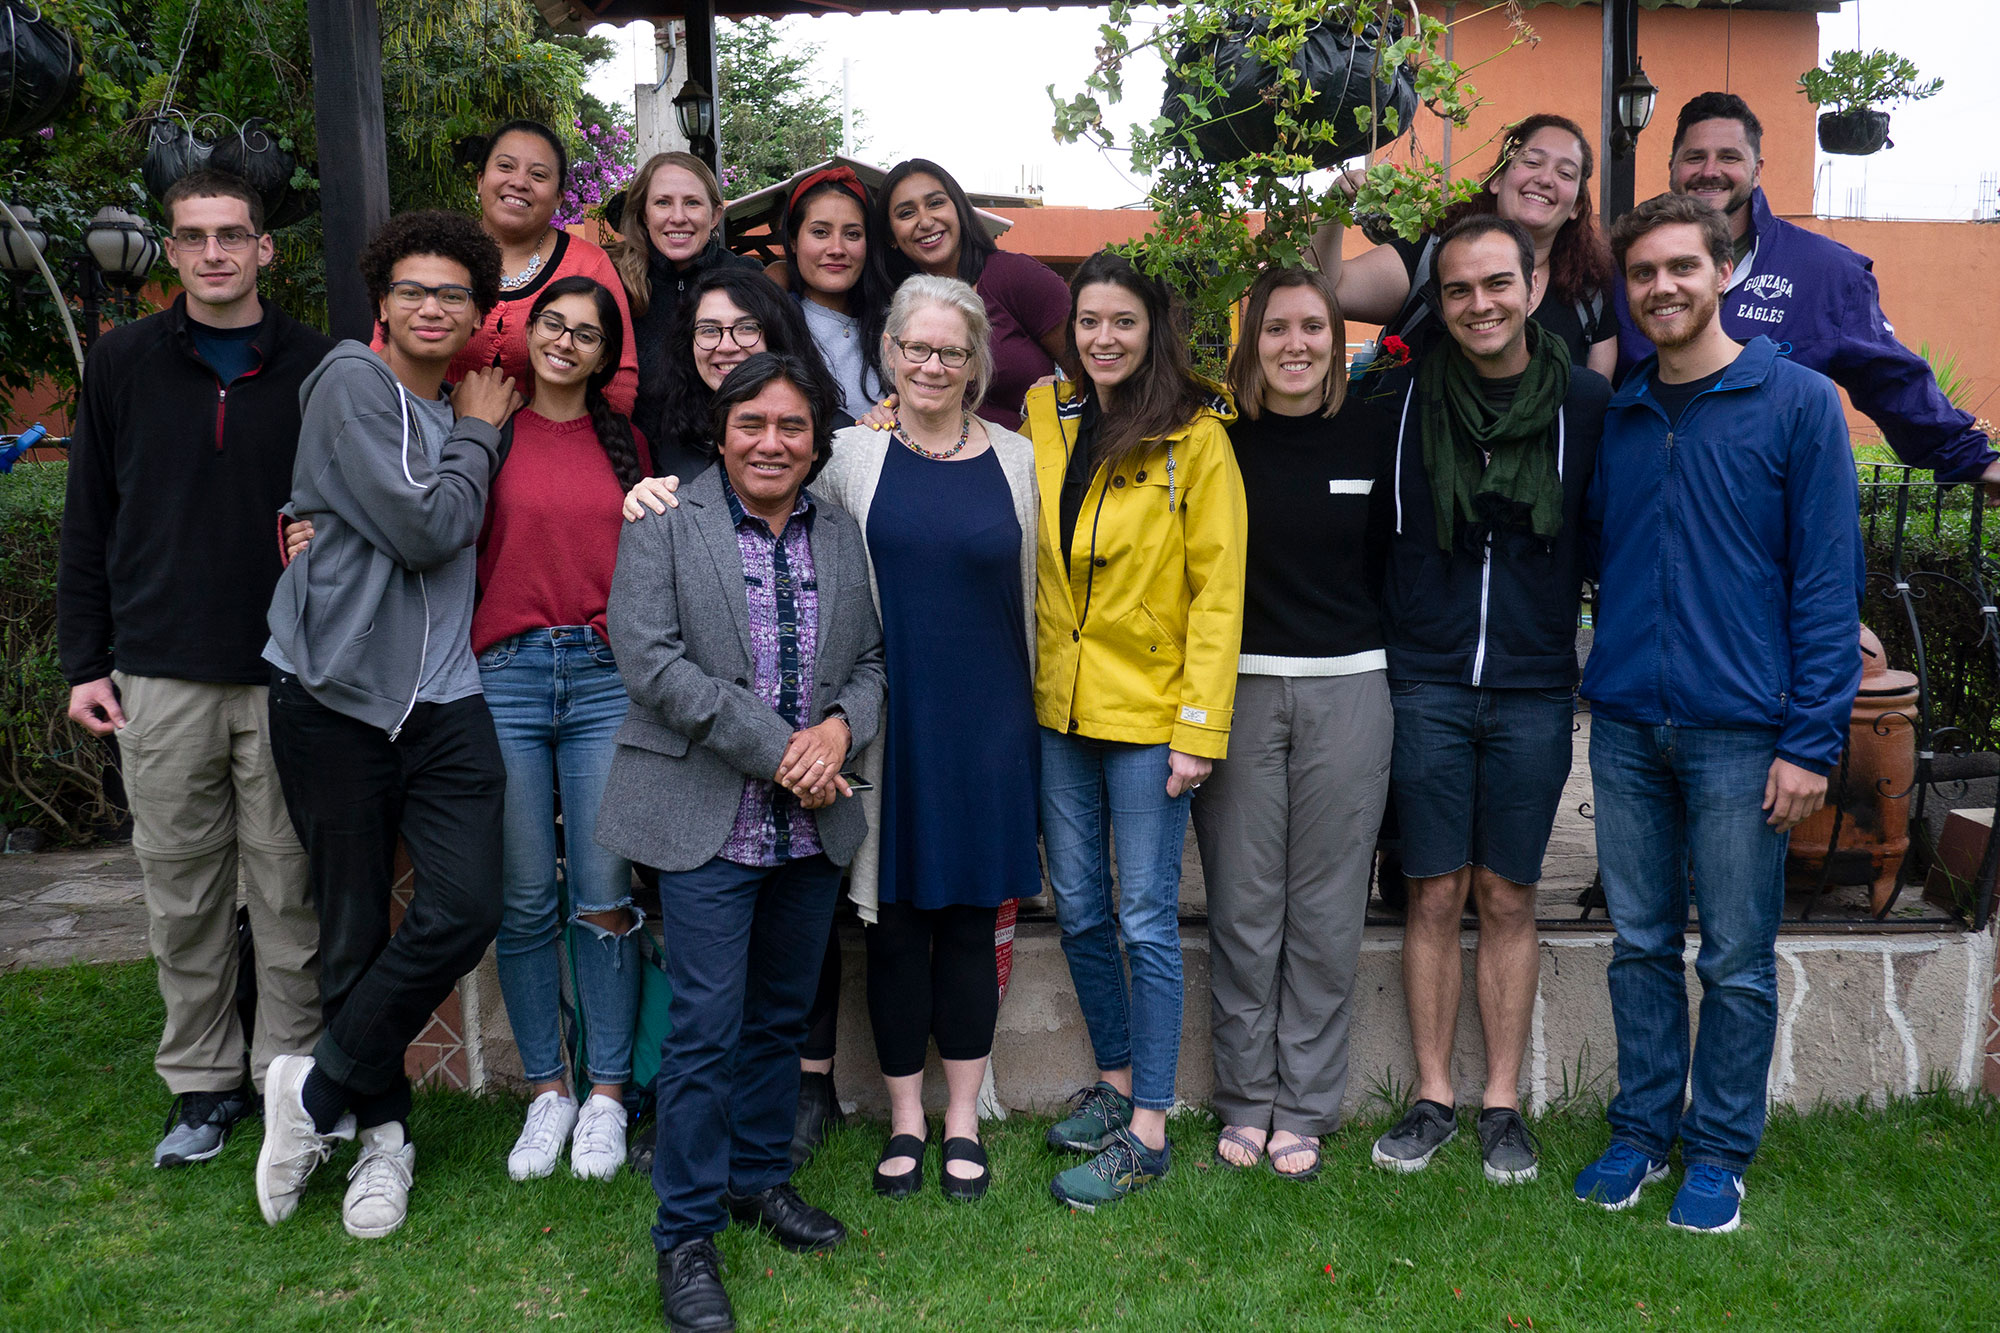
[476,275,653,1182]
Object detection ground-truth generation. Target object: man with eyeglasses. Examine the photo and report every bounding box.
[258,210,521,1240]
[58,170,333,1172]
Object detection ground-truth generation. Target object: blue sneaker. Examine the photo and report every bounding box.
[1668,1163,1745,1233]
[1572,1141,1670,1211]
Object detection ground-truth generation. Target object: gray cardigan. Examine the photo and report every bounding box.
[812,422,1039,921]
[594,465,886,874]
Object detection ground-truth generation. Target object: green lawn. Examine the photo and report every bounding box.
[3,963,1996,1332]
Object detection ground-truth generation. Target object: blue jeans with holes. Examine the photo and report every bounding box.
[1039,729,1191,1112]
[482,628,640,1087]
[1590,717,1789,1173]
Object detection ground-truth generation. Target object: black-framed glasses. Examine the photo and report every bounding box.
[892,337,971,369]
[386,280,475,312]
[530,311,605,353]
[168,228,259,252]
[693,318,764,350]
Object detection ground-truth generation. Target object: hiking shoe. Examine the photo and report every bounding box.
[1370,1099,1458,1173]
[1667,1163,1745,1234]
[344,1121,416,1239]
[1476,1107,1541,1184]
[256,1053,355,1225]
[1050,1128,1170,1211]
[154,1086,253,1168]
[1572,1141,1671,1211]
[1046,1081,1134,1154]
[507,1089,578,1181]
[570,1093,627,1181]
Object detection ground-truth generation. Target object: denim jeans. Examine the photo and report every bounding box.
[650,853,843,1252]
[1039,729,1191,1112]
[1590,717,1789,1173]
[482,629,640,1087]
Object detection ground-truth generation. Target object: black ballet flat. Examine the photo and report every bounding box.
[939,1136,990,1202]
[872,1131,927,1198]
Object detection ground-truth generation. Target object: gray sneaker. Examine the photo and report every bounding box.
[256,1053,356,1225]
[153,1087,253,1168]
[1476,1107,1541,1184]
[1371,1099,1458,1173]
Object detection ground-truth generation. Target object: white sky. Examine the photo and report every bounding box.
[585,0,2000,219]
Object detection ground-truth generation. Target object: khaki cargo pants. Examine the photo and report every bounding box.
[114,672,321,1094]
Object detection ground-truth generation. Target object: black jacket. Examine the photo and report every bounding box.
[57,294,335,685]
[631,232,763,449]
[1379,370,1610,690]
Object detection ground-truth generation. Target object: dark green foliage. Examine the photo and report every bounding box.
[717,18,852,195]
[0,462,116,841]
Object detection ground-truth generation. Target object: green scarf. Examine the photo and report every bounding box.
[1417,320,1572,552]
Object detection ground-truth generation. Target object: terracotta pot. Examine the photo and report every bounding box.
[1786,625,1918,912]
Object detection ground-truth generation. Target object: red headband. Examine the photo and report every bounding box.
[789,166,868,214]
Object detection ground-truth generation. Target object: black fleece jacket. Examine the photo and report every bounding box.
[57,294,335,685]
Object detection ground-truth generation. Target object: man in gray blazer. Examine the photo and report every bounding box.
[597,353,884,1333]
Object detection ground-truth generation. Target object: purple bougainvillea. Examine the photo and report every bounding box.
[554,120,637,228]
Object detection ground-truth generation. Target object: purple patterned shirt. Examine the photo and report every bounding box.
[719,476,825,867]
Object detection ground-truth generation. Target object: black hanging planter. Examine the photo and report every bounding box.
[0,0,81,139]
[1162,12,1419,170]
[143,115,316,229]
[1818,108,1893,156]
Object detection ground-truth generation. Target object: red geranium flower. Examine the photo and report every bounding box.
[1381,335,1411,365]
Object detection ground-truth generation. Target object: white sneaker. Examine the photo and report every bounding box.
[570,1093,628,1181]
[344,1121,416,1239]
[507,1089,578,1181]
[256,1052,355,1225]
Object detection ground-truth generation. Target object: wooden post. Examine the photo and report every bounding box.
[308,0,392,341]
[682,0,721,181]
[1602,0,1638,226]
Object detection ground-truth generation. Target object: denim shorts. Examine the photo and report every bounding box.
[1388,679,1575,886]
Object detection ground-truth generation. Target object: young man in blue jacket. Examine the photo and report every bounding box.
[1617,91,1995,487]
[1576,192,1862,1234]
[1369,216,1609,1188]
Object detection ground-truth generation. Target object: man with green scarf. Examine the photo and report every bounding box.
[1370,215,1611,1188]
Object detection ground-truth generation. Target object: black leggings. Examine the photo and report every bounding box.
[801,920,842,1063]
[864,900,1000,1078]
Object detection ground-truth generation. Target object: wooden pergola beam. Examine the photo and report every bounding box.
[308,0,392,342]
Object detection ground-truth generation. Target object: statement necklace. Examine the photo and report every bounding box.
[894,411,971,460]
[499,237,549,291]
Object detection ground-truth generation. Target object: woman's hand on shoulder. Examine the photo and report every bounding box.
[857,394,899,432]
[453,365,523,428]
[623,475,681,522]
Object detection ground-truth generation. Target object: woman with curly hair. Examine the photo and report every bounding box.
[1316,113,1618,377]
[259,209,522,1241]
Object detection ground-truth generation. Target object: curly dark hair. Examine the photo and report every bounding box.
[648,266,834,464]
[528,275,646,491]
[358,210,503,327]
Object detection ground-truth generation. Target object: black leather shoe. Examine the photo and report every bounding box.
[790,1070,844,1167]
[657,1238,733,1333]
[724,1181,847,1254]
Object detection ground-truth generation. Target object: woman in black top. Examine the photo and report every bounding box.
[1191,266,1398,1180]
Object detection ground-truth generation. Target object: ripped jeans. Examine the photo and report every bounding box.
[482,628,641,1086]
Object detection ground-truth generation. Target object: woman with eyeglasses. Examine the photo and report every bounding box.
[430,120,640,412]
[1022,250,1246,1211]
[809,276,1039,1203]
[286,276,651,1182]
[873,159,1074,430]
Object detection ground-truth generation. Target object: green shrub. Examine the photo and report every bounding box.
[0,462,118,843]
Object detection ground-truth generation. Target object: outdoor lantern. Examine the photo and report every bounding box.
[673,77,716,144]
[83,205,158,284]
[1615,63,1658,139]
[0,202,48,272]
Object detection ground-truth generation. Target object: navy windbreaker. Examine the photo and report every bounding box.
[1582,337,1863,773]
[1616,189,1994,484]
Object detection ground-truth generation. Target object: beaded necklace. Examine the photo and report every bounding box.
[893,411,972,460]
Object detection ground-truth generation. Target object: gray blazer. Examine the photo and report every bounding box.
[595,465,886,874]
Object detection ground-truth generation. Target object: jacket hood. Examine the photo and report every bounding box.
[299,338,403,406]
[1611,334,1780,412]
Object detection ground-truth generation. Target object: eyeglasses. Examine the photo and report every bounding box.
[386,280,475,312]
[530,311,605,353]
[693,318,764,350]
[892,338,972,369]
[168,228,259,252]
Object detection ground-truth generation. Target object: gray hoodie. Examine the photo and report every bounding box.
[265,341,499,736]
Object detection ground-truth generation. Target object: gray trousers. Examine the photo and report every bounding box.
[1191,672,1392,1135]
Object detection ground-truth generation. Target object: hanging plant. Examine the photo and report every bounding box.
[0,0,81,139]
[1052,0,1528,366]
[1799,48,1942,156]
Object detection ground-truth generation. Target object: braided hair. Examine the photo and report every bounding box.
[527,276,645,491]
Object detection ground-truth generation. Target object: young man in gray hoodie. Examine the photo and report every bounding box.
[256,210,522,1240]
